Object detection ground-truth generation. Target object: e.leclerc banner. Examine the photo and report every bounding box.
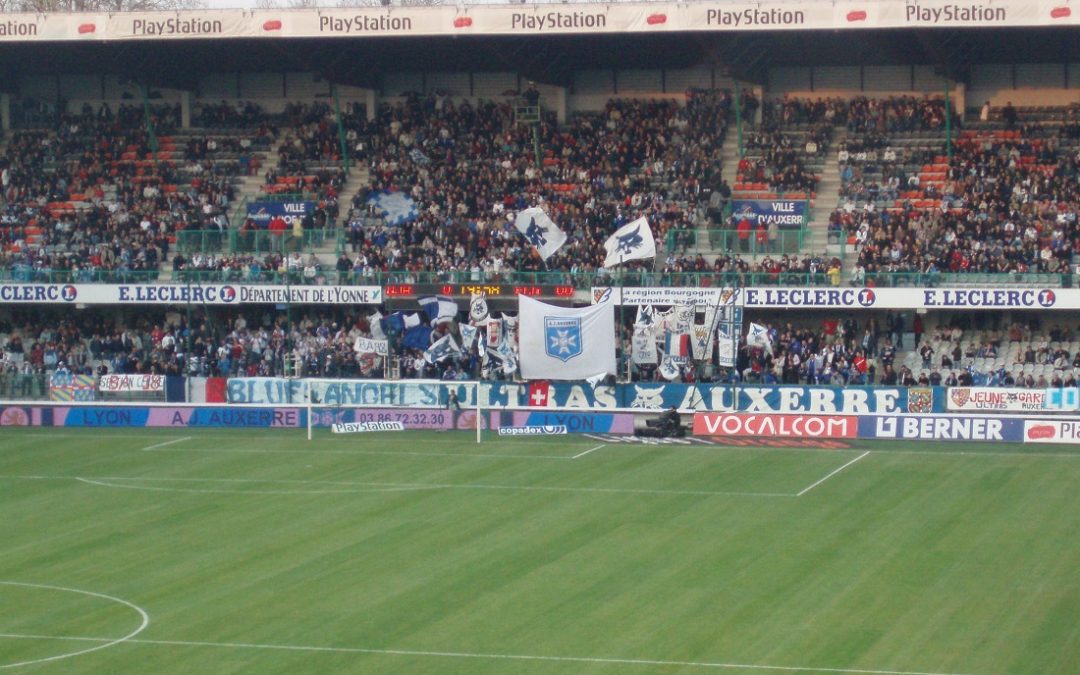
[0,283,382,305]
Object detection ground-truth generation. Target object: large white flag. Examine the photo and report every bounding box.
[603,217,656,268]
[514,207,567,261]
[631,326,658,365]
[518,295,616,380]
[690,306,720,361]
[717,322,737,367]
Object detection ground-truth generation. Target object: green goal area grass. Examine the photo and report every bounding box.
[0,428,1076,674]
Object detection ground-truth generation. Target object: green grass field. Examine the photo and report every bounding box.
[0,428,1077,674]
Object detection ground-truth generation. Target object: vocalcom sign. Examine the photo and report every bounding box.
[693,413,857,438]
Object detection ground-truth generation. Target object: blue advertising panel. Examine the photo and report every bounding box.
[245,200,317,226]
[857,415,1024,442]
[731,199,807,229]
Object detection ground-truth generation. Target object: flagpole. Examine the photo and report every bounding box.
[619,253,626,383]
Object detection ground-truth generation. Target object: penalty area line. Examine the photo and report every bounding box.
[572,444,606,459]
[141,437,191,451]
[797,451,870,497]
[0,633,970,675]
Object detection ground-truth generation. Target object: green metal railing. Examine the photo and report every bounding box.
[0,268,162,283]
[2,266,1073,288]
[176,228,343,256]
[861,271,1070,288]
[0,373,50,400]
[665,228,809,256]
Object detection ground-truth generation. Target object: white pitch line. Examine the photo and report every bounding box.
[572,444,606,459]
[142,446,571,460]
[0,632,969,675]
[73,477,443,496]
[0,474,791,499]
[797,451,871,497]
[0,582,149,670]
[140,437,191,451]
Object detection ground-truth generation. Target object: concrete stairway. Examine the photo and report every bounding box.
[805,127,845,258]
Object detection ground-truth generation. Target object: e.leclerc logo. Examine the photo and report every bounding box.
[61,285,78,302]
[857,288,876,307]
[1037,289,1056,308]
[220,286,237,303]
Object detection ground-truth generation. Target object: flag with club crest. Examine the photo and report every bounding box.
[690,306,720,361]
[603,216,656,268]
[518,295,616,380]
[469,292,490,324]
[459,323,479,350]
[514,207,567,261]
[658,351,682,380]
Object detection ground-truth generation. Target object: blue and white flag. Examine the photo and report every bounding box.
[367,190,419,226]
[459,323,479,349]
[418,295,459,326]
[424,334,461,364]
[385,311,422,334]
[518,295,616,380]
[514,207,567,261]
[469,292,489,324]
[367,310,386,340]
[408,148,431,165]
[747,322,773,353]
[603,216,656,268]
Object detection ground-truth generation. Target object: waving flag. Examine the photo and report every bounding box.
[385,311,421,334]
[603,216,656,268]
[469,292,490,324]
[664,331,691,361]
[747,322,773,353]
[459,323,479,349]
[632,326,658,365]
[518,296,616,380]
[367,190,418,226]
[424,334,461,364]
[418,295,459,326]
[514,207,566,261]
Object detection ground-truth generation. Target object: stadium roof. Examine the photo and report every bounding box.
[0,5,1076,90]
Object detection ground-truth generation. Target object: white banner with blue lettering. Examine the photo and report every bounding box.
[590,286,1073,310]
[519,296,616,380]
[225,378,943,413]
[0,283,382,305]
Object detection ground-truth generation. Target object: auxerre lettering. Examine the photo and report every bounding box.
[511,12,606,30]
[319,15,413,32]
[0,20,37,36]
[131,18,224,36]
[706,8,806,27]
[906,3,1007,23]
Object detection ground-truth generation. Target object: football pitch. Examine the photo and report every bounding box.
[0,428,1077,674]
